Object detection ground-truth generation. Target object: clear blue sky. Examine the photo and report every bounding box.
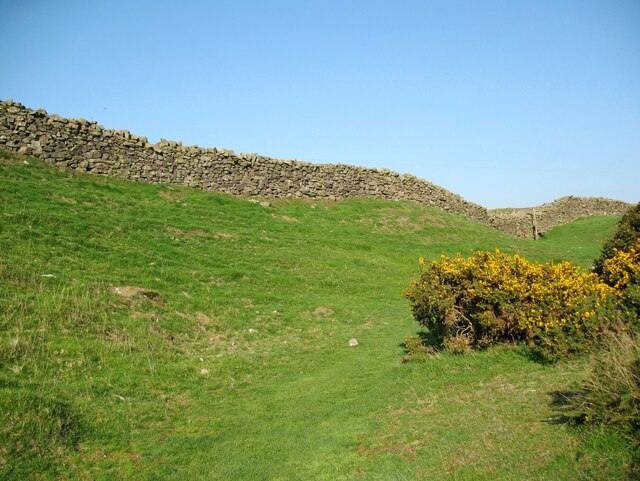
[1,0,638,208]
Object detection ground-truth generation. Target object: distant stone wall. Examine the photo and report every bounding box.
[0,99,632,237]
[489,196,632,238]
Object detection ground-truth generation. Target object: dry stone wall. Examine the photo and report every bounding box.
[489,196,632,238]
[0,99,632,237]
[0,99,489,222]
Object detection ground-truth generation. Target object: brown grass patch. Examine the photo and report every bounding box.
[110,286,162,304]
[158,189,185,201]
[195,312,212,325]
[164,226,236,242]
[312,306,334,317]
[51,193,77,204]
[271,214,298,222]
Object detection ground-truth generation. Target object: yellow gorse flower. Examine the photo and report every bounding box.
[600,241,640,292]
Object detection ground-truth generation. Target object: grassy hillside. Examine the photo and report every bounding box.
[0,150,629,480]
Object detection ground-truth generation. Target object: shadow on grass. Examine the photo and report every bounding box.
[542,390,586,425]
[399,331,443,362]
[544,390,640,479]
[514,346,555,365]
[399,330,439,349]
[400,332,557,364]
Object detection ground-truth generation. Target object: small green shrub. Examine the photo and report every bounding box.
[577,332,640,437]
[401,335,438,362]
[570,332,640,477]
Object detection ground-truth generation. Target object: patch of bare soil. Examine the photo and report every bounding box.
[158,189,185,201]
[271,213,299,222]
[110,286,162,304]
[312,306,334,317]
[164,226,236,242]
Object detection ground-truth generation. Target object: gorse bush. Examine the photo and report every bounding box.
[405,250,622,359]
[600,240,640,318]
[600,241,640,291]
[594,202,640,275]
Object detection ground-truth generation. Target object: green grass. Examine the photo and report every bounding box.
[536,215,621,266]
[0,150,631,480]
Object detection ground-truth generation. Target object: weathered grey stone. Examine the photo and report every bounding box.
[30,140,42,155]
